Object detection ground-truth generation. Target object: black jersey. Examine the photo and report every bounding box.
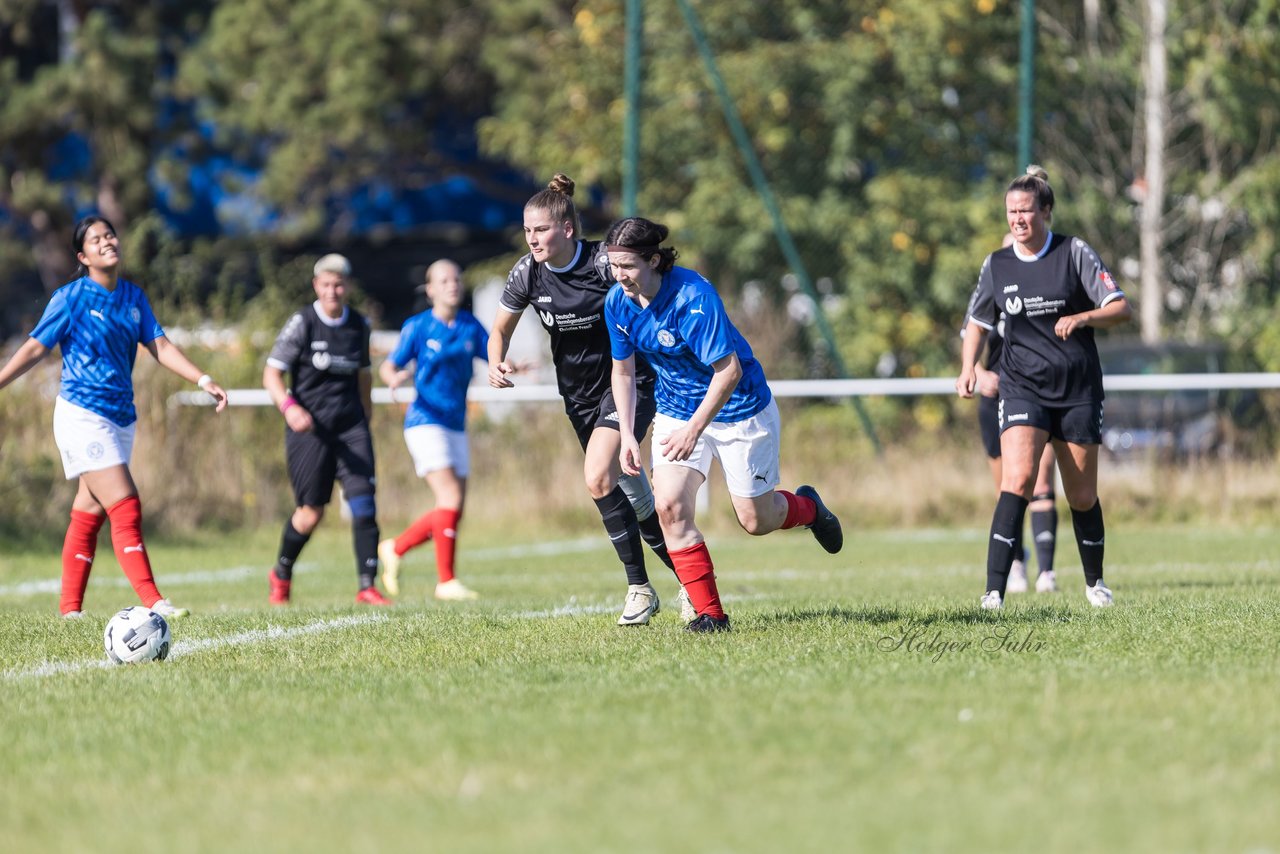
[965,232,1124,405]
[267,302,372,431]
[500,240,655,406]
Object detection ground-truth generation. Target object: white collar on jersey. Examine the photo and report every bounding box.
[545,241,583,274]
[1012,231,1054,262]
[312,300,350,327]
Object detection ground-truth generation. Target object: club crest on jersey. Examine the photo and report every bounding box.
[130,307,141,324]
[1100,271,1118,291]
[657,329,677,347]
[1004,296,1024,315]
[312,351,332,370]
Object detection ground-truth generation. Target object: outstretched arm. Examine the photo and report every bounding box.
[145,336,228,412]
[0,338,51,392]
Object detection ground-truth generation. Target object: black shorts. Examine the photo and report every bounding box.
[999,397,1103,446]
[285,419,376,508]
[563,387,657,452]
[977,394,1001,458]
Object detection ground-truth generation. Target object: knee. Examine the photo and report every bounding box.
[347,492,376,521]
[1063,488,1098,512]
[292,506,323,534]
[583,468,615,500]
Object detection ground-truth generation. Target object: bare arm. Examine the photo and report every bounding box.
[659,353,742,462]
[487,308,522,388]
[145,336,228,412]
[264,363,313,433]
[1055,296,1133,339]
[379,358,412,402]
[0,338,51,392]
[612,355,642,476]
[956,321,988,399]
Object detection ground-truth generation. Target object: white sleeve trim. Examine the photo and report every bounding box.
[266,357,291,372]
[966,314,994,331]
[1099,291,1126,307]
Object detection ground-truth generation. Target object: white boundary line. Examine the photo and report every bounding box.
[3,614,388,681]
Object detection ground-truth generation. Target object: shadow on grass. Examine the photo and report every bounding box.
[754,602,1080,628]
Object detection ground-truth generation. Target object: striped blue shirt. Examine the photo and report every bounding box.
[388,310,488,432]
[30,277,164,427]
[605,266,771,422]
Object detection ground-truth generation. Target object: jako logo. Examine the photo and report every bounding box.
[1004,296,1023,315]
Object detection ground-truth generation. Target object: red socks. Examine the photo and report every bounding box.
[105,495,162,608]
[432,508,461,583]
[394,509,437,555]
[394,507,462,583]
[669,541,724,619]
[779,490,817,530]
[60,510,106,614]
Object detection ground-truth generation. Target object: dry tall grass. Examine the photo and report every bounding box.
[3,357,1276,545]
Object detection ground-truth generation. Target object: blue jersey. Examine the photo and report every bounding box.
[605,266,771,422]
[388,310,488,431]
[30,276,164,427]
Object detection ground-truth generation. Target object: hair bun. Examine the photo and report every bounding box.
[1025,164,1050,182]
[547,173,575,197]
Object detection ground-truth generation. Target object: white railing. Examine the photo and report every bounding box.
[168,373,1280,408]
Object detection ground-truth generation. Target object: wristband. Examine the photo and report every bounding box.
[279,395,298,414]
[197,374,213,390]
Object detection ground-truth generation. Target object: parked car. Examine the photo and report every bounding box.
[1098,341,1228,459]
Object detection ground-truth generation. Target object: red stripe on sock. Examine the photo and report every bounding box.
[105,495,162,607]
[433,508,461,583]
[669,541,724,620]
[779,490,816,530]
[60,510,106,614]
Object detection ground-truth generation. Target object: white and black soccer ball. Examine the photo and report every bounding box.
[103,606,172,664]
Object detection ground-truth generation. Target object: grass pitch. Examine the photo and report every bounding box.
[2,523,1278,853]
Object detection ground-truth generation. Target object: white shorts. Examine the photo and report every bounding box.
[53,396,136,480]
[403,424,469,478]
[651,399,782,498]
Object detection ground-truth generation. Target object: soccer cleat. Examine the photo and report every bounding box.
[684,613,731,633]
[617,583,660,626]
[1007,554,1029,593]
[149,598,190,619]
[1035,569,1058,593]
[434,579,479,601]
[378,539,402,596]
[675,585,697,624]
[356,586,393,607]
[980,590,1003,610]
[268,568,291,606]
[62,610,84,620]
[1085,579,1114,607]
[797,485,842,554]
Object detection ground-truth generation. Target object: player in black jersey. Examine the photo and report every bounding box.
[958,166,1131,610]
[488,174,680,626]
[263,254,391,607]
[972,232,1060,595]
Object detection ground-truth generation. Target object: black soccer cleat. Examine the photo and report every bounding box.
[797,485,843,554]
[684,613,731,633]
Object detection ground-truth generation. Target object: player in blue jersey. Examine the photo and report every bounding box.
[378,259,487,601]
[603,217,843,633]
[959,166,1131,610]
[0,216,228,618]
[489,174,680,627]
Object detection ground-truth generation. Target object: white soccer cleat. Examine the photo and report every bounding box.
[62,610,84,620]
[675,585,696,624]
[980,590,1003,610]
[617,583,660,626]
[1085,580,1114,607]
[1007,557,1029,593]
[149,598,190,619]
[1036,570,1058,593]
[378,539,402,596]
[435,578,478,601]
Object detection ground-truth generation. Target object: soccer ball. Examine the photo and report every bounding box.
[103,606,172,664]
